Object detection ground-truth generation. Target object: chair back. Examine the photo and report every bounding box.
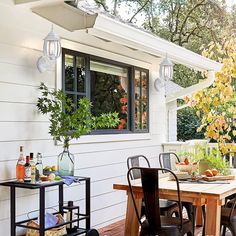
[127,155,150,180]
[228,194,236,221]
[127,167,183,234]
[159,152,180,172]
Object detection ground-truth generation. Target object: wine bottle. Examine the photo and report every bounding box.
[16,146,25,182]
[24,156,31,182]
[30,153,36,183]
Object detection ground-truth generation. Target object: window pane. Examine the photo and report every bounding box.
[65,55,74,92]
[141,72,148,129]
[90,61,128,130]
[76,56,86,93]
[135,71,141,129]
[134,70,148,130]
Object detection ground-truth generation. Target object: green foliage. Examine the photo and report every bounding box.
[173,64,204,88]
[177,107,205,141]
[192,144,230,175]
[37,83,120,148]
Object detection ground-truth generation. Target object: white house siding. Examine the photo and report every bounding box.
[167,101,178,141]
[0,1,167,235]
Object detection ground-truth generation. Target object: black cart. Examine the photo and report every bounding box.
[0,176,98,236]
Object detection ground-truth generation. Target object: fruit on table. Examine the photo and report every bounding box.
[205,169,213,177]
[51,165,57,171]
[40,175,49,181]
[44,166,52,171]
[48,173,56,181]
[55,176,62,181]
[184,158,189,165]
[211,168,218,176]
[179,162,186,165]
[44,165,57,172]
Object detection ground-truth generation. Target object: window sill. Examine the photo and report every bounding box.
[57,133,151,146]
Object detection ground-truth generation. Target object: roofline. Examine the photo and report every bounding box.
[92,13,222,72]
[29,0,222,72]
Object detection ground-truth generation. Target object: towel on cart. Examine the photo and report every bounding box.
[61,176,80,186]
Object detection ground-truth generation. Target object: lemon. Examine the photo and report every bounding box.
[48,173,56,181]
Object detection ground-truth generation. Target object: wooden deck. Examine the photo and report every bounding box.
[98,219,232,236]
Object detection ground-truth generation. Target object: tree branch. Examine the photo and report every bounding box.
[94,0,109,12]
[128,0,150,23]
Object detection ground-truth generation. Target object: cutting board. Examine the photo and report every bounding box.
[195,175,235,181]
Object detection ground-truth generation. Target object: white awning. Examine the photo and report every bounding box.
[17,0,222,102]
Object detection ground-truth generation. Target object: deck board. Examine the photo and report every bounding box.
[98,219,232,236]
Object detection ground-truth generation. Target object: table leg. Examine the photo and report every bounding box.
[59,184,64,215]
[10,186,16,236]
[39,187,45,236]
[124,192,142,236]
[195,206,203,226]
[205,199,221,236]
[85,178,91,230]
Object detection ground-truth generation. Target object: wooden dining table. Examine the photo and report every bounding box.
[113,176,236,236]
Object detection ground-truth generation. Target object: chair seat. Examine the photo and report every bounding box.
[225,197,236,208]
[141,216,192,235]
[221,207,236,222]
[160,199,178,209]
[221,207,236,235]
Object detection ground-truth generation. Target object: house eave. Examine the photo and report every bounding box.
[29,1,222,73]
[92,14,222,72]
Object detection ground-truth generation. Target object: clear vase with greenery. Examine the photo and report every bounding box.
[37,83,120,176]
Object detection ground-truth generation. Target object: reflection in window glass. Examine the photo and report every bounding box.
[65,55,74,92]
[90,61,128,130]
[141,72,148,129]
[135,69,148,130]
[76,56,86,93]
[135,71,141,129]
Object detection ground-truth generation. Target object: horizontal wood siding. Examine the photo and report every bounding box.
[0,2,167,235]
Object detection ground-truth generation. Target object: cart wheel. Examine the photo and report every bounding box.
[86,229,99,236]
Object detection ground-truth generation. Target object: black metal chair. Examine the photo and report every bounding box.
[159,152,206,235]
[221,194,236,235]
[127,155,179,217]
[127,167,193,236]
[159,152,180,172]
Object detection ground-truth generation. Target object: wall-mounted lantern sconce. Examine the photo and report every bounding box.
[154,55,174,91]
[159,55,173,82]
[37,25,61,73]
[43,25,61,60]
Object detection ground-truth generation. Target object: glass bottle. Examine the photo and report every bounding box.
[35,153,43,181]
[24,156,31,182]
[58,147,74,176]
[30,153,36,183]
[16,146,25,182]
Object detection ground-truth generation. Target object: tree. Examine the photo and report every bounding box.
[93,0,235,143]
[177,107,205,141]
[192,37,236,154]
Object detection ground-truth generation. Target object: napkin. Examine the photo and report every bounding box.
[61,176,80,186]
[37,213,58,228]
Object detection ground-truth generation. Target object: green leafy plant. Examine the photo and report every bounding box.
[37,83,120,149]
[191,144,230,175]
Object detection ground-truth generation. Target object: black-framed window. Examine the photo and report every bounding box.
[62,48,149,134]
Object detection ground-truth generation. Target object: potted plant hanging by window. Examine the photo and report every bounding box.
[37,83,120,176]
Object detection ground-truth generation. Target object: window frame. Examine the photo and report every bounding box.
[62,48,149,134]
